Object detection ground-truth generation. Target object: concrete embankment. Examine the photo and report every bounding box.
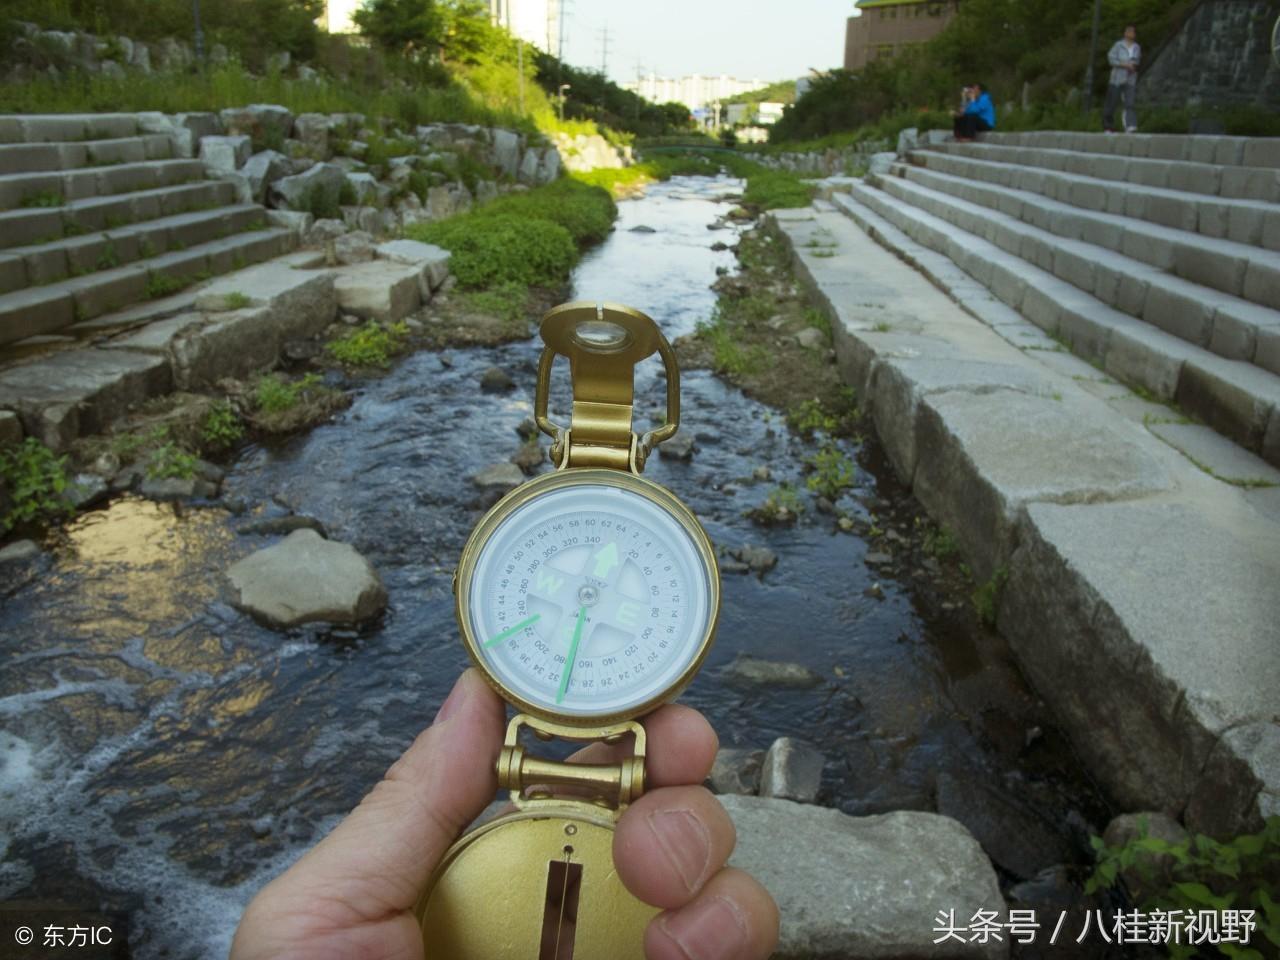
[771,201,1279,839]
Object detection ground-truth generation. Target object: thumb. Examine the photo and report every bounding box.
[269,668,506,921]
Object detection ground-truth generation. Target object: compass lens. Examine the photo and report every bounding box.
[572,319,631,352]
[464,482,714,719]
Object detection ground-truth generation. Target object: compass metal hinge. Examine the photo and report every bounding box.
[497,714,646,810]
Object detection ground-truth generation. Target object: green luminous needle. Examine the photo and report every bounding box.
[483,613,541,648]
[556,606,587,705]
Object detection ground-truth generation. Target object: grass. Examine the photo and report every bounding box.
[748,483,804,527]
[255,372,323,413]
[223,292,252,310]
[201,403,244,450]
[458,281,530,332]
[145,272,189,299]
[326,321,410,368]
[920,521,960,560]
[20,191,64,209]
[804,443,856,500]
[694,306,767,378]
[408,213,576,289]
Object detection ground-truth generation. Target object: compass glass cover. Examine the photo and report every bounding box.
[465,482,714,718]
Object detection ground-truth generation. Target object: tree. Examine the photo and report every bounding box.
[353,0,445,57]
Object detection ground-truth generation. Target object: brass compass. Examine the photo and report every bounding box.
[417,302,721,959]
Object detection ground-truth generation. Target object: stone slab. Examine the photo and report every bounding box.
[332,260,422,322]
[1148,421,1280,486]
[1001,499,1280,828]
[0,348,170,448]
[912,389,1174,579]
[720,795,1007,960]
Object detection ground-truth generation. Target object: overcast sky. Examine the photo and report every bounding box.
[558,0,858,85]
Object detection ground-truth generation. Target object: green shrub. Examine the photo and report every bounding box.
[1086,815,1280,960]
[145,272,187,299]
[459,281,529,326]
[478,179,616,246]
[145,442,199,481]
[0,437,73,532]
[326,321,410,368]
[201,403,245,450]
[972,566,1009,628]
[694,307,767,377]
[408,214,577,288]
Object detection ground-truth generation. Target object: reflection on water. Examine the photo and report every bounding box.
[0,176,1106,958]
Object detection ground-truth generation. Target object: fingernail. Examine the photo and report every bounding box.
[434,672,470,724]
[646,808,711,895]
[657,896,749,960]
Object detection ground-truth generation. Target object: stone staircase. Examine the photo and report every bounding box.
[829,130,1280,470]
[0,114,295,349]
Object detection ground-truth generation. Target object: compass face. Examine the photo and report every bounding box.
[462,478,716,720]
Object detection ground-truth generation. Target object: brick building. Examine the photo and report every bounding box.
[844,0,960,71]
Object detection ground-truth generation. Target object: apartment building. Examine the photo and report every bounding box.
[844,0,959,71]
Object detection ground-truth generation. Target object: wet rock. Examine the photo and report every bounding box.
[1007,864,1077,911]
[140,476,219,501]
[658,430,695,461]
[629,224,656,233]
[0,539,41,565]
[708,747,764,795]
[760,737,825,803]
[814,496,834,514]
[1102,811,1188,900]
[864,582,885,600]
[510,441,544,473]
[837,516,855,532]
[720,559,750,574]
[225,528,387,628]
[727,543,777,574]
[794,327,825,349]
[710,241,729,251]
[723,654,822,689]
[935,771,1073,881]
[752,465,771,482]
[91,451,120,477]
[282,339,321,362]
[515,416,538,440]
[66,473,108,510]
[0,409,21,447]
[480,366,514,393]
[471,463,525,492]
[864,550,892,566]
[236,515,328,537]
[333,230,375,265]
[719,795,1007,960]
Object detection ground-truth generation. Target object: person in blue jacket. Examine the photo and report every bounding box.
[953,83,996,141]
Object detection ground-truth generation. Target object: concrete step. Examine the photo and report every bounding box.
[910,148,1280,253]
[927,141,1280,204]
[0,226,295,346]
[874,171,1280,377]
[0,180,237,249]
[892,161,1280,313]
[0,205,269,294]
[834,181,1280,467]
[0,134,173,176]
[0,114,141,144]
[980,131,1280,169]
[0,158,206,211]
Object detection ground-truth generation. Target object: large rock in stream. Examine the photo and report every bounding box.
[225,528,387,628]
[720,795,1008,959]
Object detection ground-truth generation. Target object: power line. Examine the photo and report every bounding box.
[597,25,611,77]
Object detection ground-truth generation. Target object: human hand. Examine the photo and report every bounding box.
[230,668,780,960]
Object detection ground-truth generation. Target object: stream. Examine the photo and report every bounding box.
[0,175,1112,958]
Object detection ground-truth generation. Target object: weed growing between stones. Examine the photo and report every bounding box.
[223,292,252,310]
[249,373,348,434]
[326,321,410,369]
[804,443,856,500]
[201,403,245,451]
[0,438,73,533]
[145,271,187,300]
[971,566,1009,628]
[747,483,804,527]
[919,521,960,560]
[20,190,64,209]
[144,442,199,481]
[1085,815,1280,959]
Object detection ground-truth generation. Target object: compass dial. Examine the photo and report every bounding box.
[461,477,717,720]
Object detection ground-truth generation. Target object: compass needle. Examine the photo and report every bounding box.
[484,613,542,648]
[556,606,587,705]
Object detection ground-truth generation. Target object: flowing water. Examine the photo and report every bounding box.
[0,176,1110,958]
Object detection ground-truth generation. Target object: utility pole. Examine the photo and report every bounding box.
[192,0,204,65]
[598,25,611,77]
[1083,0,1103,113]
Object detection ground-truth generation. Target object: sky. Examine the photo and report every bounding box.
[557,0,859,85]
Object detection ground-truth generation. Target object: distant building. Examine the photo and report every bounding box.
[488,0,564,55]
[622,74,766,111]
[844,0,959,71]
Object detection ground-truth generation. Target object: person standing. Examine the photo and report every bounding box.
[1103,24,1141,133]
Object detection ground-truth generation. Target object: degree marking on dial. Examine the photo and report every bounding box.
[484,613,541,648]
[556,605,587,705]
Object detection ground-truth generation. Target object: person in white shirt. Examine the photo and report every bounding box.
[1103,24,1141,133]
